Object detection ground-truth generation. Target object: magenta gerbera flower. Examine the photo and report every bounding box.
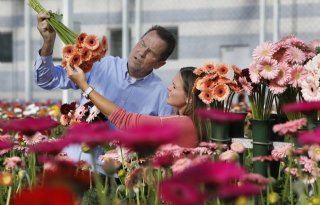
[160,180,206,205]
[196,108,246,123]
[28,139,70,155]
[64,122,113,146]
[172,161,246,185]
[298,128,320,145]
[0,117,59,136]
[217,183,261,199]
[0,141,14,150]
[282,101,320,114]
[116,124,179,157]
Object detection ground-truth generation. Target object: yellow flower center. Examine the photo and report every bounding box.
[234,196,248,205]
[312,196,320,205]
[261,49,269,56]
[264,65,273,71]
[268,192,279,204]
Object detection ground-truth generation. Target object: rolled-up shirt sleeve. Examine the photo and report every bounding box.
[34,53,78,90]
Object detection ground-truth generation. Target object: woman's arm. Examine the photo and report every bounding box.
[65,64,119,117]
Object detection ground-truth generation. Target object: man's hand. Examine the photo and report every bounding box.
[37,12,56,56]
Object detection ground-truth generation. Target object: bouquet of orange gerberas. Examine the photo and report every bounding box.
[28,0,108,73]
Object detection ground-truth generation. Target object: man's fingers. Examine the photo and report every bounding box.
[65,63,74,76]
[74,65,82,73]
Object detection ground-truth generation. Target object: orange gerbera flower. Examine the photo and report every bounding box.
[84,35,100,50]
[213,84,230,102]
[216,64,230,77]
[61,59,67,68]
[232,64,242,76]
[196,78,215,91]
[80,61,94,73]
[203,63,216,74]
[76,32,88,46]
[198,89,215,104]
[81,47,92,62]
[69,53,82,67]
[101,36,108,51]
[62,45,75,59]
[194,67,204,75]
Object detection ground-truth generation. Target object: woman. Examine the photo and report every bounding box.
[66,65,207,147]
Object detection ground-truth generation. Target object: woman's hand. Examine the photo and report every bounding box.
[65,64,89,91]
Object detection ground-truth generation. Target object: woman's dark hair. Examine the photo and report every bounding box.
[179,67,208,141]
[143,25,176,61]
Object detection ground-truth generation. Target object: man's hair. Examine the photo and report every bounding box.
[143,25,176,61]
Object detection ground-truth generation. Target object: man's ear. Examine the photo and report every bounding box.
[154,61,166,70]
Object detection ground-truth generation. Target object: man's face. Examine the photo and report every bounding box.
[128,31,167,78]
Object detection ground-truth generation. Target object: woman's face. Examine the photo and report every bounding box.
[166,72,188,110]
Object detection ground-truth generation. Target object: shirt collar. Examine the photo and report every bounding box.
[122,61,154,83]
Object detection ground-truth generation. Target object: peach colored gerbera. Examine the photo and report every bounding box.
[101,36,108,51]
[216,64,230,77]
[69,53,82,67]
[212,84,230,101]
[62,45,75,59]
[84,35,100,50]
[198,89,215,104]
[80,47,92,62]
[193,67,204,75]
[202,63,216,74]
[76,32,88,46]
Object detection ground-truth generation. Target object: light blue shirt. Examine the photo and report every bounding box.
[34,54,174,117]
[34,54,174,172]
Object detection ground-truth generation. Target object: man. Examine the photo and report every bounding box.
[34,13,176,168]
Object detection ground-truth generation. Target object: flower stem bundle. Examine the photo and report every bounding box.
[28,0,78,45]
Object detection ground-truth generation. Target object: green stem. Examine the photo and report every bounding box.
[90,151,107,205]
[5,186,12,205]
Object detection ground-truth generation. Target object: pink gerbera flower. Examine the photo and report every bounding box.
[284,46,306,64]
[272,118,307,136]
[249,63,261,83]
[253,42,277,60]
[74,105,88,121]
[238,77,253,95]
[275,62,291,86]
[271,144,292,160]
[256,58,279,80]
[86,106,100,123]
[301,80,320,101]
[289,65,308,87]
[269,80,286,95]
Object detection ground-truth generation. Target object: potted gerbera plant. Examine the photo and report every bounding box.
[193,62,242,142]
